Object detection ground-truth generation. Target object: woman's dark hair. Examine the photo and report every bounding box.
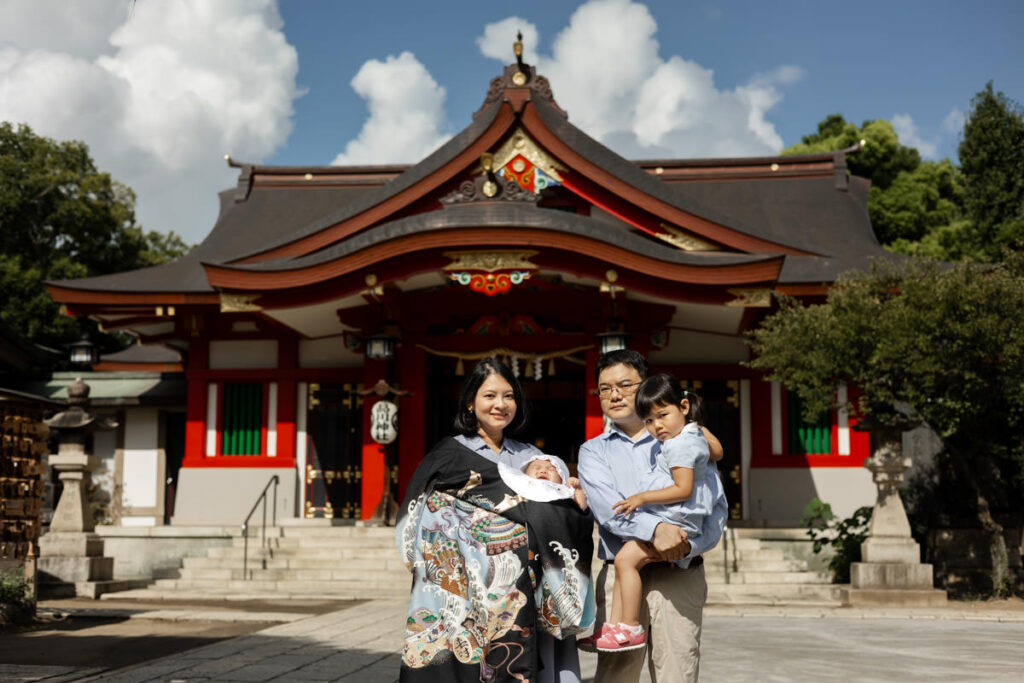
[595,349,648,382]
[635,373,705,425]
[453,357,528,436]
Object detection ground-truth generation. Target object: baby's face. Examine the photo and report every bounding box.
[524,459,563,483]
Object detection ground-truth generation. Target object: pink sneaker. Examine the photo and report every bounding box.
[577,623,612,653]
[595,623,646,653]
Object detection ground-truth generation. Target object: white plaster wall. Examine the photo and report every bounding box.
[172,468,296,525]
[747,467,877,523]
[92,419,117,505]
[298,337,362,368]
[122,408,159,512]
[209,340,278,369]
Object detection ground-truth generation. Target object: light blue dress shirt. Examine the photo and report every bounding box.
[578,424,727,568]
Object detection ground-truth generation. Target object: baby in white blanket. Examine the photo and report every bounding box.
[498,454,588,509]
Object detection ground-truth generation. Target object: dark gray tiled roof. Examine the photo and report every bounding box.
[213,202,777,275]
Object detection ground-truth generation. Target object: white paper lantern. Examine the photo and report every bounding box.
[370,400,399,444]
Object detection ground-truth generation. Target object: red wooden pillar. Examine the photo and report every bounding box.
[276,338,297,462]
[360,357,388,520]
[396,342,427,503]
[182,339,209,467]
[584,346,604,440]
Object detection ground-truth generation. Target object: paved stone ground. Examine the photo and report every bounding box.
[2,600,1023,682]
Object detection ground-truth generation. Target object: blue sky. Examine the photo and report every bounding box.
[271,0,1024,166]
[0,0,1021,243]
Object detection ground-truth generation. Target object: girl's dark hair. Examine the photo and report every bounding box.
[635,373,705,425]
[453,357,528,436]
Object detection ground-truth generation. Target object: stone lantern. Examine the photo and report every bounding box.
[37,378,118,598]
[843,420,947,606]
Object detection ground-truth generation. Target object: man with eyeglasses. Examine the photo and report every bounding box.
[577,349,727,683]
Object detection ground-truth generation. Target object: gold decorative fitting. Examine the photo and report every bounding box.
[605,269,618,283]
[219,292,262,313]
[726,288,773,307]
[479,153,494,172]
[304,173,313,180]
[488,129,566,182]
[482,180,498,197]
[770,163,779,172]
[512,71,527,86]
[308,383,320,410]
[656,224,717,251]
[655,167,664,175]
[305,464,316,485]
[167,306,176,316]
[443,250,539,273]
[726,380,740,407]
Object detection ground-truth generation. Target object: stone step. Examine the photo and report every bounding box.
[207,545,399,560]
[707,583,843,604]
[176,567,412,582]
[702,558,808,573]
[230,535,397,549]
[704,570,830,585]
[183,555,410,572]
[704,548,787,562]
[152,577,411,594]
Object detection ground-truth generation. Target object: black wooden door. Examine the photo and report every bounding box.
[681,379,743,520]
[305,383,363,519]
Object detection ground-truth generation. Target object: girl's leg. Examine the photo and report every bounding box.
[612,540,657,626]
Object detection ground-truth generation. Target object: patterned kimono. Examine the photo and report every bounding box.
[396,437,595,682]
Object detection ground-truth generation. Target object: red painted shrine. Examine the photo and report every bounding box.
[47,53,885,525]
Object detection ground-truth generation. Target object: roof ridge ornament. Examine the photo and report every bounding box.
[473,33,567,120]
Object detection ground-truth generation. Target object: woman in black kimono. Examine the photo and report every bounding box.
[396,357,594,682]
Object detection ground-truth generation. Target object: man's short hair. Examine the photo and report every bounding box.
[594,349,649,383]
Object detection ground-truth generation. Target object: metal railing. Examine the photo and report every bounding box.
[241,474,279,578]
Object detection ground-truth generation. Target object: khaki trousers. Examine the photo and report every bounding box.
[592,561,707,683]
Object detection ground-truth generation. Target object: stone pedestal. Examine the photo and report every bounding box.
[843,424,947,607]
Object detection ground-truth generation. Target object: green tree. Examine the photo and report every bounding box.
[747,256,1024,596]
[958,82,1024,260]
[0,122,191,351]
[785,115,920,191]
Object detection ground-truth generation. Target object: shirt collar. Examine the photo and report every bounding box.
[603,422,654,444]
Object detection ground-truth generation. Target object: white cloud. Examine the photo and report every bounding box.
[892,113,938,159]
[477,0,803,158]
[476,17,540,65]
[331,52,451,166]
[0,0,300,244]
[942,107,965,135]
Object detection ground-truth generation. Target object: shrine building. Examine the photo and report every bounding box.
[46,55,885,527]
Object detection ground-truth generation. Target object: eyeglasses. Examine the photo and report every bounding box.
[595,380,641,398]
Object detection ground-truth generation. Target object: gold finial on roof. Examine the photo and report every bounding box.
[514,31,523,59]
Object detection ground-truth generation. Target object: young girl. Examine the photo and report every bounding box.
[593,373,722,653]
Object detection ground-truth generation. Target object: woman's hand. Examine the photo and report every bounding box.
[612,493,646,516]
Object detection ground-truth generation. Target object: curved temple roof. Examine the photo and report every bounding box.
[47,59,890,305]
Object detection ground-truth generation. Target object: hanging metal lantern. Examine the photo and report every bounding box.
[370,399,399,444]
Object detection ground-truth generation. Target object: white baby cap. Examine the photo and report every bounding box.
[520,454,571,484]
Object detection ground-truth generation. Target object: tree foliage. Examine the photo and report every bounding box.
[787,82,1024,262]
[0,122,191,352]
[747,255,1024,594]
[958,82,1024,260]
